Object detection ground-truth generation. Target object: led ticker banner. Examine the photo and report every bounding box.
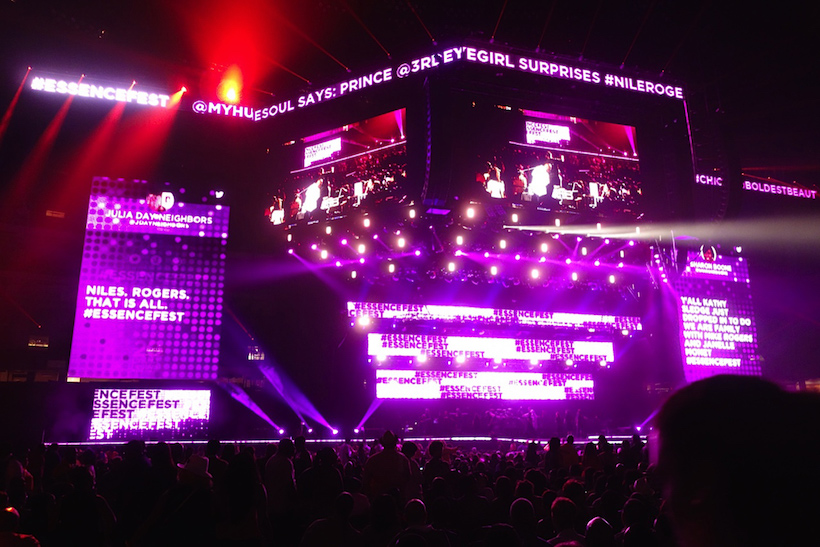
[29,74,172,108]
[369,333,614,364]
[89,388,211,440]
[674,250,760,382]
[375,370,594,400]
[192,44,684,124]
[348,302,641,333]
[68,177,229,380]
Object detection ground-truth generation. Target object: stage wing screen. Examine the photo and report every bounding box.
[269,108,408,226]
[89,388,211,440]
[674,249,760,382]
[68,177,229,380]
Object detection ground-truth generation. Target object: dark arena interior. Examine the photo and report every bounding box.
[0,2,819,546]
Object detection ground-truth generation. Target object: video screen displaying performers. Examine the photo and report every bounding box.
[268,109,408,226]
[673,249,760,383]
[458,101,642,221]
[68,177,229,380]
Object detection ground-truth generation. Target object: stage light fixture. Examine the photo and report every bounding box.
[326,226,332,234]
[447,262,456,272]
[217,66,243,104]
[287,233,293,242]
[418,353,428,363]
[511,213,519,223]
[455,250,464,257]
[388,263,396,273]
[735,246,742,253]
[398,237,406,248]
[341,238,348,245]
[287,248,294,254]
[592,260,599,266]
[629,240,635,246]
[456,235,464,246]
[278,428,285,435]
[456,354,466,364]
[320,249,328,259]
[622,329,630,335]
[499,239,507,249]
[335,261,341,267]
[353,428,360,434]
[565,258,572,265]
[620,250,625,258]
[582,247,588,255]
[466,207,476,218]
[597,223,602,231]
[359,257,365,264]
[540,242,548,253]
[363,217,371,228]
[555,219,561,227]
[490,265,498,276]
[618,262,624,268]
[332,429,339,435]
[414,249,421,257]
[351,271,357,279]
[373,234,379,240]
[311,243,318,250]
[357,243,366,254]
[531,269,539,279]
[566,359,574,367]
[572,272,579,281]
[609,275,616,284]
[515,254,521,261]
[409,208,416,218]
[484,252,490,258]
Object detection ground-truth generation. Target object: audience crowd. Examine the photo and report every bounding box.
[1,375,818,546]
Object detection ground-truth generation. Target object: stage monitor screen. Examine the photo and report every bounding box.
[456,100,642,221]
[68,177,229,380]
[89,388,211,440]
[269,108,409,226]
[674,248,760,382]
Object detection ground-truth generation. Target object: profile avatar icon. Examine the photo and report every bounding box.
[700,245,717,262]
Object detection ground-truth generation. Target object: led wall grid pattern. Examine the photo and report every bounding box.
[674,251,760,382]
[376,370,594,400]
[89,388,211,440]
[69,177,229,380]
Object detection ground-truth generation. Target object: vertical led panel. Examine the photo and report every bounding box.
[68,177,229,380]
[674,250,760,382]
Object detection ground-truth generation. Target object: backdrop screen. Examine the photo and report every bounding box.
[68,177,229,380]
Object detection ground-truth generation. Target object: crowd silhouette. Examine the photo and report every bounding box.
[1,375,819,546]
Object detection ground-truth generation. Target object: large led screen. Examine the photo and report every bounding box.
[68,177,229,380]
[674,249,760,382]
[89,388,211,440]
[351,301,642,401]
[269,109,408,226]
[456,100,642,221]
